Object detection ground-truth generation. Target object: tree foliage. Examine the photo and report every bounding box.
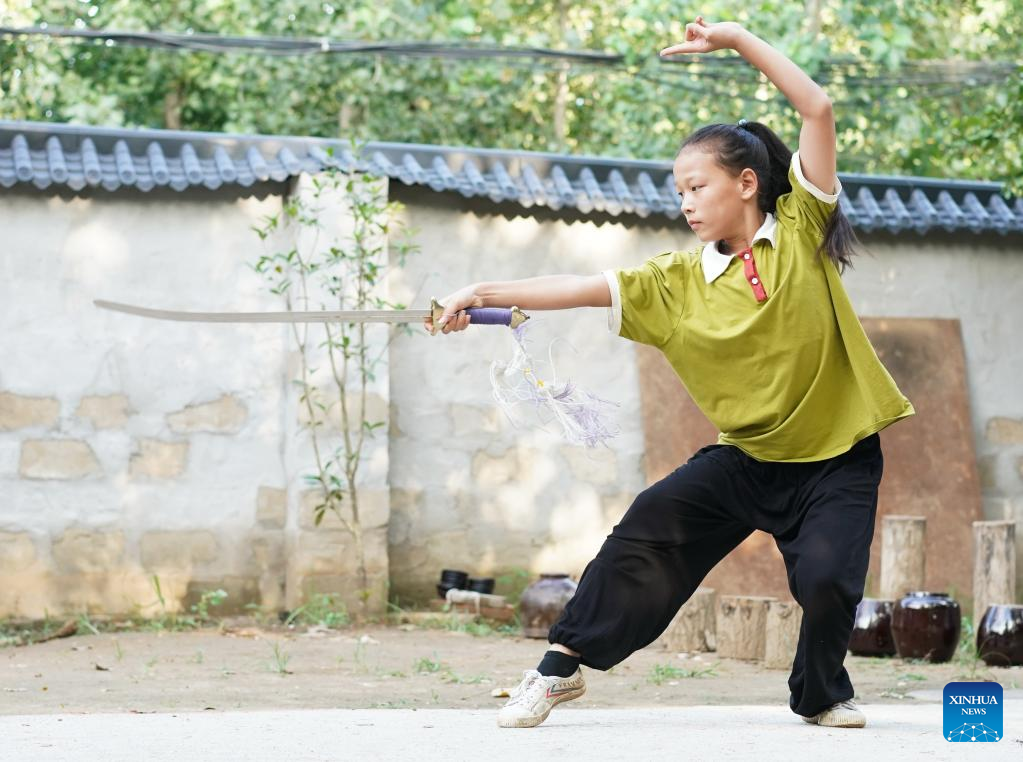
[1,0,1020,190]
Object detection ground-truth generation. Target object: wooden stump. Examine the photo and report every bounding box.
[973,520,1017,624]
[880,516,926,599]
[716,595,776,661]
[658,587,716,653]
[763,601,803,670]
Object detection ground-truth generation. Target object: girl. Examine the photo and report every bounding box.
[427,17,913,730]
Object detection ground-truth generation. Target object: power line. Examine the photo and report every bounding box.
[1,24,1018,87]
[0,25,624,64]
[2,22,1016,105]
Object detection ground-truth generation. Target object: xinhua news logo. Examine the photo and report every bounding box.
[943,681,1003,742]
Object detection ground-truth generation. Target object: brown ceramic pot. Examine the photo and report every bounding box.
[891,591,961,663]
[519,574,578,638]
[848,598,896,656]
[976,604,1023,667]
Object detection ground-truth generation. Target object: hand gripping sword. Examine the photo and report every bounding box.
[93,298,529,334]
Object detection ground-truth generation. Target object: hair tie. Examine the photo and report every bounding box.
[737,118,749,128]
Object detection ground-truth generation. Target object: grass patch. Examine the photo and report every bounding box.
[269,641,293,675]
[283,593,350,629]
[0,612,66,646]
[896,672,927,682]
[0,580,346,645]
[371,698,416,709]
[413,653,444,674]
[441,671,489,685]
[410,652,489,684]
[647,662,719,685]
[952,614,993,681]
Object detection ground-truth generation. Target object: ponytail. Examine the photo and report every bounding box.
[678,121,858,272]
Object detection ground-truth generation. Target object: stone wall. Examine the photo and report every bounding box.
[388,187,1023,602]
[0,174,391,619]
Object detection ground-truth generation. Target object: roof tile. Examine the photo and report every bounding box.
[0,120,1019,236]
[46,136,68,183]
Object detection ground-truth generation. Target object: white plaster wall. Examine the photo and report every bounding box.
[1,192,285,535]
[0,174,391,618]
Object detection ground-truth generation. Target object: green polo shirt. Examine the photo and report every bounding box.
[603,152,914,462]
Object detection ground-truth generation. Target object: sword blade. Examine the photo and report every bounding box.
[94,299,431,324]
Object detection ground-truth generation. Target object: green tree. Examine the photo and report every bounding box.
[251,162,418,615]
[1,0,1020,189]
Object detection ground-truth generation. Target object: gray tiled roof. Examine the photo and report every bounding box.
[1,119,1020,236]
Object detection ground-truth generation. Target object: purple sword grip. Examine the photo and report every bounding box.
[464,307,514,326]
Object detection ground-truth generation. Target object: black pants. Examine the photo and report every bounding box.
[548,433,883,717]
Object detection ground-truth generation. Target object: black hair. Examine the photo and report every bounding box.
[678,121,858,272]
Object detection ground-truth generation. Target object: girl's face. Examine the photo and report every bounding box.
[673,147,758,242]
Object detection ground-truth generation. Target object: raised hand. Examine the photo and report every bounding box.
[659,17,744,57]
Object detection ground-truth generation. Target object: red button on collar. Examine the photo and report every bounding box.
[741,247,768,302]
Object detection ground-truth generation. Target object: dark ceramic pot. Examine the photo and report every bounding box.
[437,569,469,599]
[467,577,495,595]
[440,569,469,585]
[976,604,1023,667]
[848,598,896,657]
[891,591,961,663]
[519,574,578,638]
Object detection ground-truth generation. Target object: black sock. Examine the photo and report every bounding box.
[536,649,580,678]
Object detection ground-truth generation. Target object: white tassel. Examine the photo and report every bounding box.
[489,324,620,448]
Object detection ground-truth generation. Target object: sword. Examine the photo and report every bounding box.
[93,298,529,335]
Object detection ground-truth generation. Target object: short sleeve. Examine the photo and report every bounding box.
[774,151,843,235]
[603,252,684,347]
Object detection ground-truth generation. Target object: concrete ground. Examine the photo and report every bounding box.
[2,701,1022,761]
[5,624,1020,714]
[3,623,1022,760]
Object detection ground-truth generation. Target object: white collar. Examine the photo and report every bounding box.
[700,213,777,284]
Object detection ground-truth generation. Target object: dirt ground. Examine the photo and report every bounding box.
[3,616,1021,716]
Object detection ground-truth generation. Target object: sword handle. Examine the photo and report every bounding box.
[430,298,529,335]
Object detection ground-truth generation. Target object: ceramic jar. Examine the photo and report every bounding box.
[848,598,896,656]
[976,604,1023,667]
[467,577,495,594]
[436,569,469,599]
[519,574,578,638]
[891,591,961,663]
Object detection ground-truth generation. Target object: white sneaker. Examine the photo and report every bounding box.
[801,699,867,728]
[497,668,586,728]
